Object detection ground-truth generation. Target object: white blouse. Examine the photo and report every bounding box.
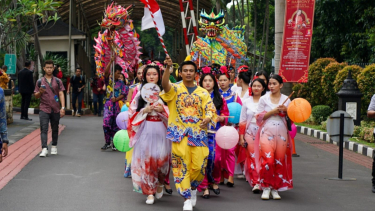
[239,97,259,134]
[256,94,291,121]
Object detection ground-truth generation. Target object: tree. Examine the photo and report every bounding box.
[0,0,61,71]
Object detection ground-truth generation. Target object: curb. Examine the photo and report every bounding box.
[297,126,375,158]
[13,107,91,115]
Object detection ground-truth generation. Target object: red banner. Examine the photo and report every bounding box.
[279,0,316,82]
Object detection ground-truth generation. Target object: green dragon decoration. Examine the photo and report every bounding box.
[188,9,247,67]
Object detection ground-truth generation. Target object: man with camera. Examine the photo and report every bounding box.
[91,74,105,116]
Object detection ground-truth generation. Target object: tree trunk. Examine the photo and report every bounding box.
[241,0,245,26]
[216,0,221,13]
[274,0,285,74]
[232,0,236,26]
[262,0,270,70]
[258,2,267,69]
[246,0,250,44]
[236,0,243,26]
[252,0,257,70]
[33,18,44,82]
[13,0,25,72]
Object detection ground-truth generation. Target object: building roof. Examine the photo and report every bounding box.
[57,0,213,29]
[28,19,86,37]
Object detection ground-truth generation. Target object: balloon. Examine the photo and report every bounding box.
[227,102,242,124]
[215,126,239,149]
[287,98,312,123]
[113,130,132,152]
[116,111,129,130]
[121,104,129,112]
[289,123,297,139]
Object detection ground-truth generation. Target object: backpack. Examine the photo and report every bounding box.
[37,77,60,88]
[72,75,83,81]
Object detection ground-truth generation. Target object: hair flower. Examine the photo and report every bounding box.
[202,66,212,74]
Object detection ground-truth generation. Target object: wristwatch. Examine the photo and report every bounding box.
[61,107,65,110]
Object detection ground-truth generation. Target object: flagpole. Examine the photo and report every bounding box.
[144,0,169,57]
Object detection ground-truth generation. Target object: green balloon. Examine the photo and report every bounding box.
[113,130,132,152]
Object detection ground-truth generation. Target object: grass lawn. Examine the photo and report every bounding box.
[295,122,375,149]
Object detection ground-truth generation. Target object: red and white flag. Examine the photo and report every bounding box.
[139,0,165,36]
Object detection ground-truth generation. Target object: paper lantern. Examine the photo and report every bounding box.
[287,98,311,123]
[289,123,297,139]
[113,130,132,152]
[116,111,129,130]
[227,102,242,124]
[121,104,129,112]
[215,126,239,149]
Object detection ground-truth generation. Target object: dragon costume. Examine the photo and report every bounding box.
[93,3,142,77]
[189,9,247,68]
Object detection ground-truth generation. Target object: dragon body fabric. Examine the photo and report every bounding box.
[94,3,142,77]
[190,9,247,67]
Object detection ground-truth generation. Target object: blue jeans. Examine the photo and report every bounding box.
[72,92,83,114]
[93,93,104,115]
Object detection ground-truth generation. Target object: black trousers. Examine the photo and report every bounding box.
[373,134,375,185]
[21,93,32,119]
[39,111,60,149]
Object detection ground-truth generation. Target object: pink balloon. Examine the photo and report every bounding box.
[215,126,239,149]
[289,123,297,139]
[116,111,129,130]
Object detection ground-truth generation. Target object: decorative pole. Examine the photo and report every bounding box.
[144,0,169,57]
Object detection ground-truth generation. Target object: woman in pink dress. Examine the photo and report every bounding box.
[217,66,242,187]
[239,78,267,193]
[128,64,170,205]
[197,67,229,198]
[255,74,293,200]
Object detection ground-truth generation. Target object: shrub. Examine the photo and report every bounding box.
[311,105,331,124]
[362,127,375,143]
[13,94,40,108]
[292,83,308,99]
[304,58,337,107]
[320,120,327,130]
[357,64,375,116]
[333,65,362,93]
[321,62,347,110]
[353,125,361,137]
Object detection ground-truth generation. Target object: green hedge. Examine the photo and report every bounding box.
[293,58,336,106]
[333,65,362,93]
[357,64,375,116]
[321,62,347,110]
[13,94,40,108]
[311,105,331,124]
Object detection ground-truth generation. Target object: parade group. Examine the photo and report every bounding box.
[94,4,295,211]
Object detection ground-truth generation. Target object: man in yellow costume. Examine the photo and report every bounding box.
[161,56,217,211]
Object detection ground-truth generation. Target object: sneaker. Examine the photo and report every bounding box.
[101,143,110,150]
[261,188,271,200]
[191,189,197,207]
[252,184,261,194]
[39,148,48,157]
[155,185,164,199]
[112,145,117,151]
[76,112,81,117]
[72,111,76,117]
[183,199,193,211]
[51,146,57,155]
[271,189,281,200]
[145,195,154,205]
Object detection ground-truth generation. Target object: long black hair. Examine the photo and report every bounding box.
[199,73,223,111]
[250,78,267,96]
[269,74,284,84]
[255,71,269,91]
[136,65,163,112]
[238,70,252,84]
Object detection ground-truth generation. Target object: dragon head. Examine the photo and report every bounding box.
[199,9,225,39]
[100,3,132,29]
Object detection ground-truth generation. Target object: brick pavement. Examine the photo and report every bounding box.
[295,133,373,169]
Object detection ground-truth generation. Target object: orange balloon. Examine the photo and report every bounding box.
[287,98,312,123]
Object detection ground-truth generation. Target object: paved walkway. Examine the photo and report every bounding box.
[0,115,373,211]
